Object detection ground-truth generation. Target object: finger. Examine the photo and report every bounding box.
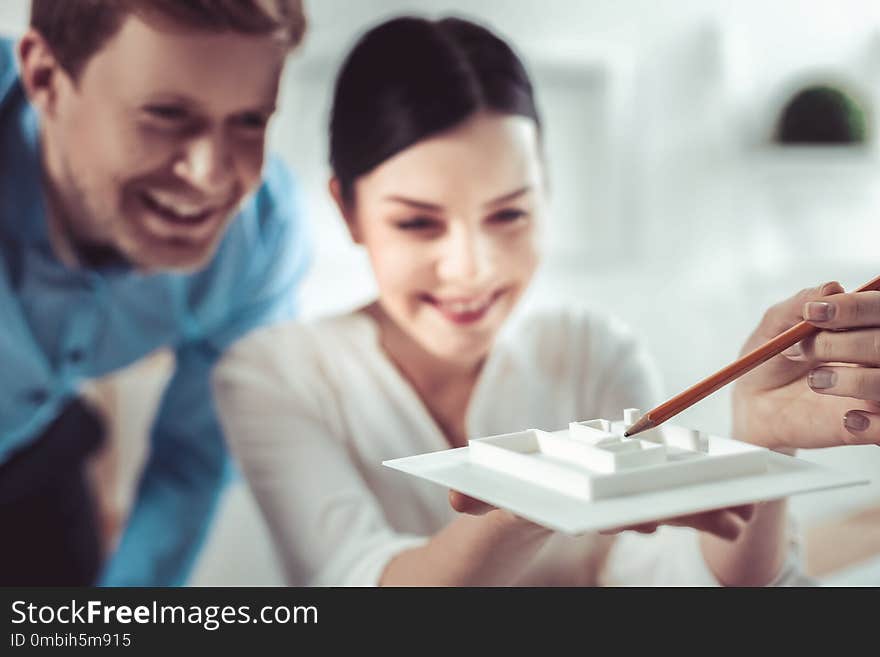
[842,409,880,445]
[743,282,843,385]
[600,506,754,537]
[699,511,744,541]
[761,282,842,338]
[666,509,744,541]
[600,522,659,536]
[803,290,880,330]
[729,504,756,522]
[807,366,880,402]
[800,329,880,367]
[448,490,495,515]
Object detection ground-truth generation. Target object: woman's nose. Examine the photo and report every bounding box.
[436,228,491,283]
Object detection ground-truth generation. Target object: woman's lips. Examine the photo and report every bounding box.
[424,289,506,325]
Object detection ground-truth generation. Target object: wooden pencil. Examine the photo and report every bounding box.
[624,273,880,437]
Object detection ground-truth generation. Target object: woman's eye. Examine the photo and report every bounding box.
[394,217,441,231]
[489,208,528,224]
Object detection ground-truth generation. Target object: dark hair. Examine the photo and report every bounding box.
[329,16,541,203]
[30,0,306,79]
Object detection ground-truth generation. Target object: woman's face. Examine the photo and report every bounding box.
[345,111,545,367]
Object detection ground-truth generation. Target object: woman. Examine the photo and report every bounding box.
[213,17,804,586]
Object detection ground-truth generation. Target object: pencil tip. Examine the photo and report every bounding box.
[624,415,657,438]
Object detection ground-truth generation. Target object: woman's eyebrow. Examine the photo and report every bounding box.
[383,196,445,211]
[483,186,531,208]
[384,186,532,211]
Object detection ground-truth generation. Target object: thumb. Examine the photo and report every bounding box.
[738,281,844,391]
[757,281,844,349]
[448,490,496,515]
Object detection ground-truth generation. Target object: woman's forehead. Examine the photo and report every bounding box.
[355,113,543,210]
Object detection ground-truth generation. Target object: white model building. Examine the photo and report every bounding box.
[467,409,767,500]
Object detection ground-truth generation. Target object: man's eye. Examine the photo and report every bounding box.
[144,105,188,121]
[489,209,528,223]
[394,217,441,231]
[236,113,269,130]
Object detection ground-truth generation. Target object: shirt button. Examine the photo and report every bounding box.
[67,348,86,364]
[24,388,49,405]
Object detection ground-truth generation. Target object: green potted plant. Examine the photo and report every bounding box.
[775,84,869,144]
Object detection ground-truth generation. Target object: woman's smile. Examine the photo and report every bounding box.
[420,288,508,325]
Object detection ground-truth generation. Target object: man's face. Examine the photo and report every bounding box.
[41,14,287,271]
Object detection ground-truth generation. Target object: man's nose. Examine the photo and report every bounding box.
[172,133,233,194]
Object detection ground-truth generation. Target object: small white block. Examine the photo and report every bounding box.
[579,438,667,473]
[638,427,666,444]
[584,419,613,433]
[665,428,707,452]
[569,421,618,445]
[623,408,641,425]
[468,430,594,498]
[614,440,667,470]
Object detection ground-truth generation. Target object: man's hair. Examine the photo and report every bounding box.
[30,0,306,78]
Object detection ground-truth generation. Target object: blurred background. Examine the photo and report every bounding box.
[2,0,879,584]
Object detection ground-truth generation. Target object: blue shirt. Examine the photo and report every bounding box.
[0,38,311,585]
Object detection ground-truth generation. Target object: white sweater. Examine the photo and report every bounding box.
[213,307,805,586]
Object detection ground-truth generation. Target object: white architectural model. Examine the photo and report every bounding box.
[467,408,767,501]
[384,407,864,534]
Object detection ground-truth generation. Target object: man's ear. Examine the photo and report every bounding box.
[329,177,362,244]
[17,28,66,116]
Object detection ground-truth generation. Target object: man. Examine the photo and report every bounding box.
[0,0,309,585]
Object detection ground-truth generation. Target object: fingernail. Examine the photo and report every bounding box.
[782,342,804,360]
[844,411,870,432]
[820,281,841,295]
[804,301,836,322]
[808,368,837,389]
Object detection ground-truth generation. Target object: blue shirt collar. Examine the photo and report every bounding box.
[0,78,52,251]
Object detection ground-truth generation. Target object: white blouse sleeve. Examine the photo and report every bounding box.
[575,311,810,586]
[212,325,427,586]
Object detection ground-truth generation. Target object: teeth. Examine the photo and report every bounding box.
[145,192,213,218]
[440,296,493,314]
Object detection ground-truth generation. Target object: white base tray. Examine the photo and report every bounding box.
[383,429,869,534]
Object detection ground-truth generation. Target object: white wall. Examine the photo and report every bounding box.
[3,1,880,584]
[276,0,880,428]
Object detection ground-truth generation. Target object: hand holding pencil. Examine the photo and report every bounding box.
[627,275,880,451]
[733,276,880,450]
